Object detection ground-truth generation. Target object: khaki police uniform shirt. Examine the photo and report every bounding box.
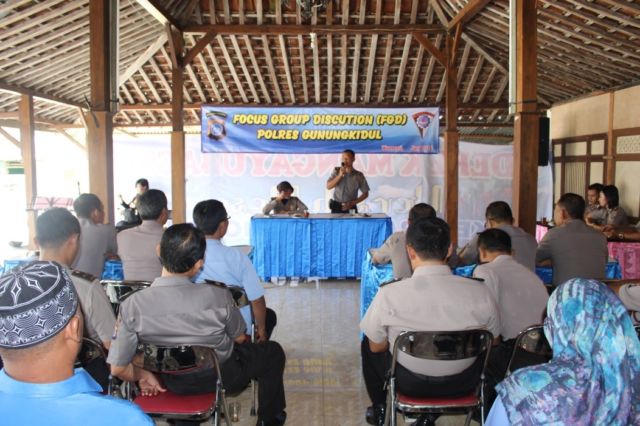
[473,255,548,340]
[327,167,370,203]
[262,196,308,215]
[372,231,412,280]
[67,268,116,344]
[360,265,500,377]
[117,220,164,281]
[72,218,117,277]
[536,219,608,286]
[603,206,629,227]
[107,275,246,367]
[585,204,607,224]
[460,224,537,272]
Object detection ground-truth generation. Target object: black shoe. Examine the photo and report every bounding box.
[365,404,386,426]
[256,410,287,426]
[410,414,437,426]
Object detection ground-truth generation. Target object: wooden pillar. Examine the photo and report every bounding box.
[605,92,615,184]
[512,0,538,235]
[168,25,186,224]
[88,0,115,223]
[19,94,36,249]
[444,34,459,247]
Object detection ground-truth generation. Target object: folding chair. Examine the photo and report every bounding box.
[133,344,231,426]
[385,330,493,426]
[100,280,151,315]
[505,325,552,377]
[75,337,117,395]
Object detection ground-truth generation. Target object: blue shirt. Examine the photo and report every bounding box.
[486,396,510,426]
[0,368,152,426]
[195,239,265,329]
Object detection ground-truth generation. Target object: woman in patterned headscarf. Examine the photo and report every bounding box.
[486,278,640,426]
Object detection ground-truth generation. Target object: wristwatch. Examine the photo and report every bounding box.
[618,232,625,241]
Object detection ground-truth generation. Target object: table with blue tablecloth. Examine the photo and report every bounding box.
[360,255,623,319]
[251,213,392,280]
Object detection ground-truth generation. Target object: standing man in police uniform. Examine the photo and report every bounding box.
[360,217,500,426]
[108,224,287,426]
[34,208,116,391]
[326,149,370,213]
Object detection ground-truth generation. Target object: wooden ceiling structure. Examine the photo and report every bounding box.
[1,0,640,243]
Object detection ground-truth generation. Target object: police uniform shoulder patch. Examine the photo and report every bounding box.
[379,278,403,287]
[71,269,97,282]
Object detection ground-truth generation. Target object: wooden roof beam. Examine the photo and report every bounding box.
[135,0,182,28]
[412,33,446,67]
[363,0,382,103]
[119,34,168,86]
[0,126,20,149]
[183,23,445,35]
[447,0,492,31]
[0,80,83,108]
[117,101,507,110]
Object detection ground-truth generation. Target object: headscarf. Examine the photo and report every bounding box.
[496,278,640,425]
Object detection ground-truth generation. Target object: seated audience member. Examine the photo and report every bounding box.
[458,201,537,271]
[108,224,287,426]
[371,203,436,279]
[603,221,640,241]
[193,200,277,341]
[486,278,640,426]
[117,189,168,281]
[0,262,152,425]
[262,181,308,215]
[588,184,628,229]
[71,193,117,277]
[584,182,605,223]
[472,229,549,404]
[360,217,500,426]
[36,208,116,390]
[536,193,608,286]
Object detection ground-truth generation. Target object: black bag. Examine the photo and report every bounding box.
[329,199,343,212]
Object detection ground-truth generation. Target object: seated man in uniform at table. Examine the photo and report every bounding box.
[360,217,500,426]
[71,193,118,277]
[108,224,287,426]
[472,228,549,406]
[117,189,169,281]
[326,149,370,213]
[584,182,606,223]
[193,199,277,342]
[458,201,537,271]
[263,180,308,215]
[371,203,436,279]
[35,208,116,390]
[536,193,608,287]
[0,261,152,425]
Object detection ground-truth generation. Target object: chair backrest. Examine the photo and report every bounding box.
[139,344,222,378]
[506,325,553,376]
[390,329,493,376]
[101,280,151,314]
[203,280,250,308]
[75,337,107,368]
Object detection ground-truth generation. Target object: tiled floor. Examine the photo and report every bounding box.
[160,280,478,426]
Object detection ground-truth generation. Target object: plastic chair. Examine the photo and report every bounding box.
[100,280,151,315]
[385,330,493,426]
[505,325,553,376]
[133,344,231,426]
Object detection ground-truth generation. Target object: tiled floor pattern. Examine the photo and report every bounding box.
[158,280,478,426]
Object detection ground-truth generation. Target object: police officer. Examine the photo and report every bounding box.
[326,149,370,213]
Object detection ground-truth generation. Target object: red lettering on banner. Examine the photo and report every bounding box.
[317,154,339,177]
[267,155,295,177]
[469,153,490,178]
[491,153,512,178]
[365,154,394,177]
[186,149,211,176]
[399,156,421,177]
[249,154,270,177]
[291,156,316,177]
[223,154,246,177]
[458,152,470,177]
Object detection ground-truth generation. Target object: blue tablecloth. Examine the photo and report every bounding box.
[251,214,392,280]
[360,258,623,319]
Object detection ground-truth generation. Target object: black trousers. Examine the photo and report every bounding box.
[161,341,286,423]
[361,337,482,406]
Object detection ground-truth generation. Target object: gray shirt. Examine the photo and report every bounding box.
[67,268,116,344]
[603,206,629,227]
[327,167,370,203]
[360,265,500,376]
[585,204,607,224]
[117,220,164,281]
[107,275,246,367]
[72,218,117,277]
[372,231,412,280]
[536,219,608,286]
[262,196,308,215]
[459,224,537,272]
[473,255,548,340]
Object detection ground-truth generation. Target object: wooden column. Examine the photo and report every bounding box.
[605,92,615,184]
[19,94,36,249]
[512,0,539,235]
[444,34,459,247]
[88,0,115,223]
[168,25,186,224]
